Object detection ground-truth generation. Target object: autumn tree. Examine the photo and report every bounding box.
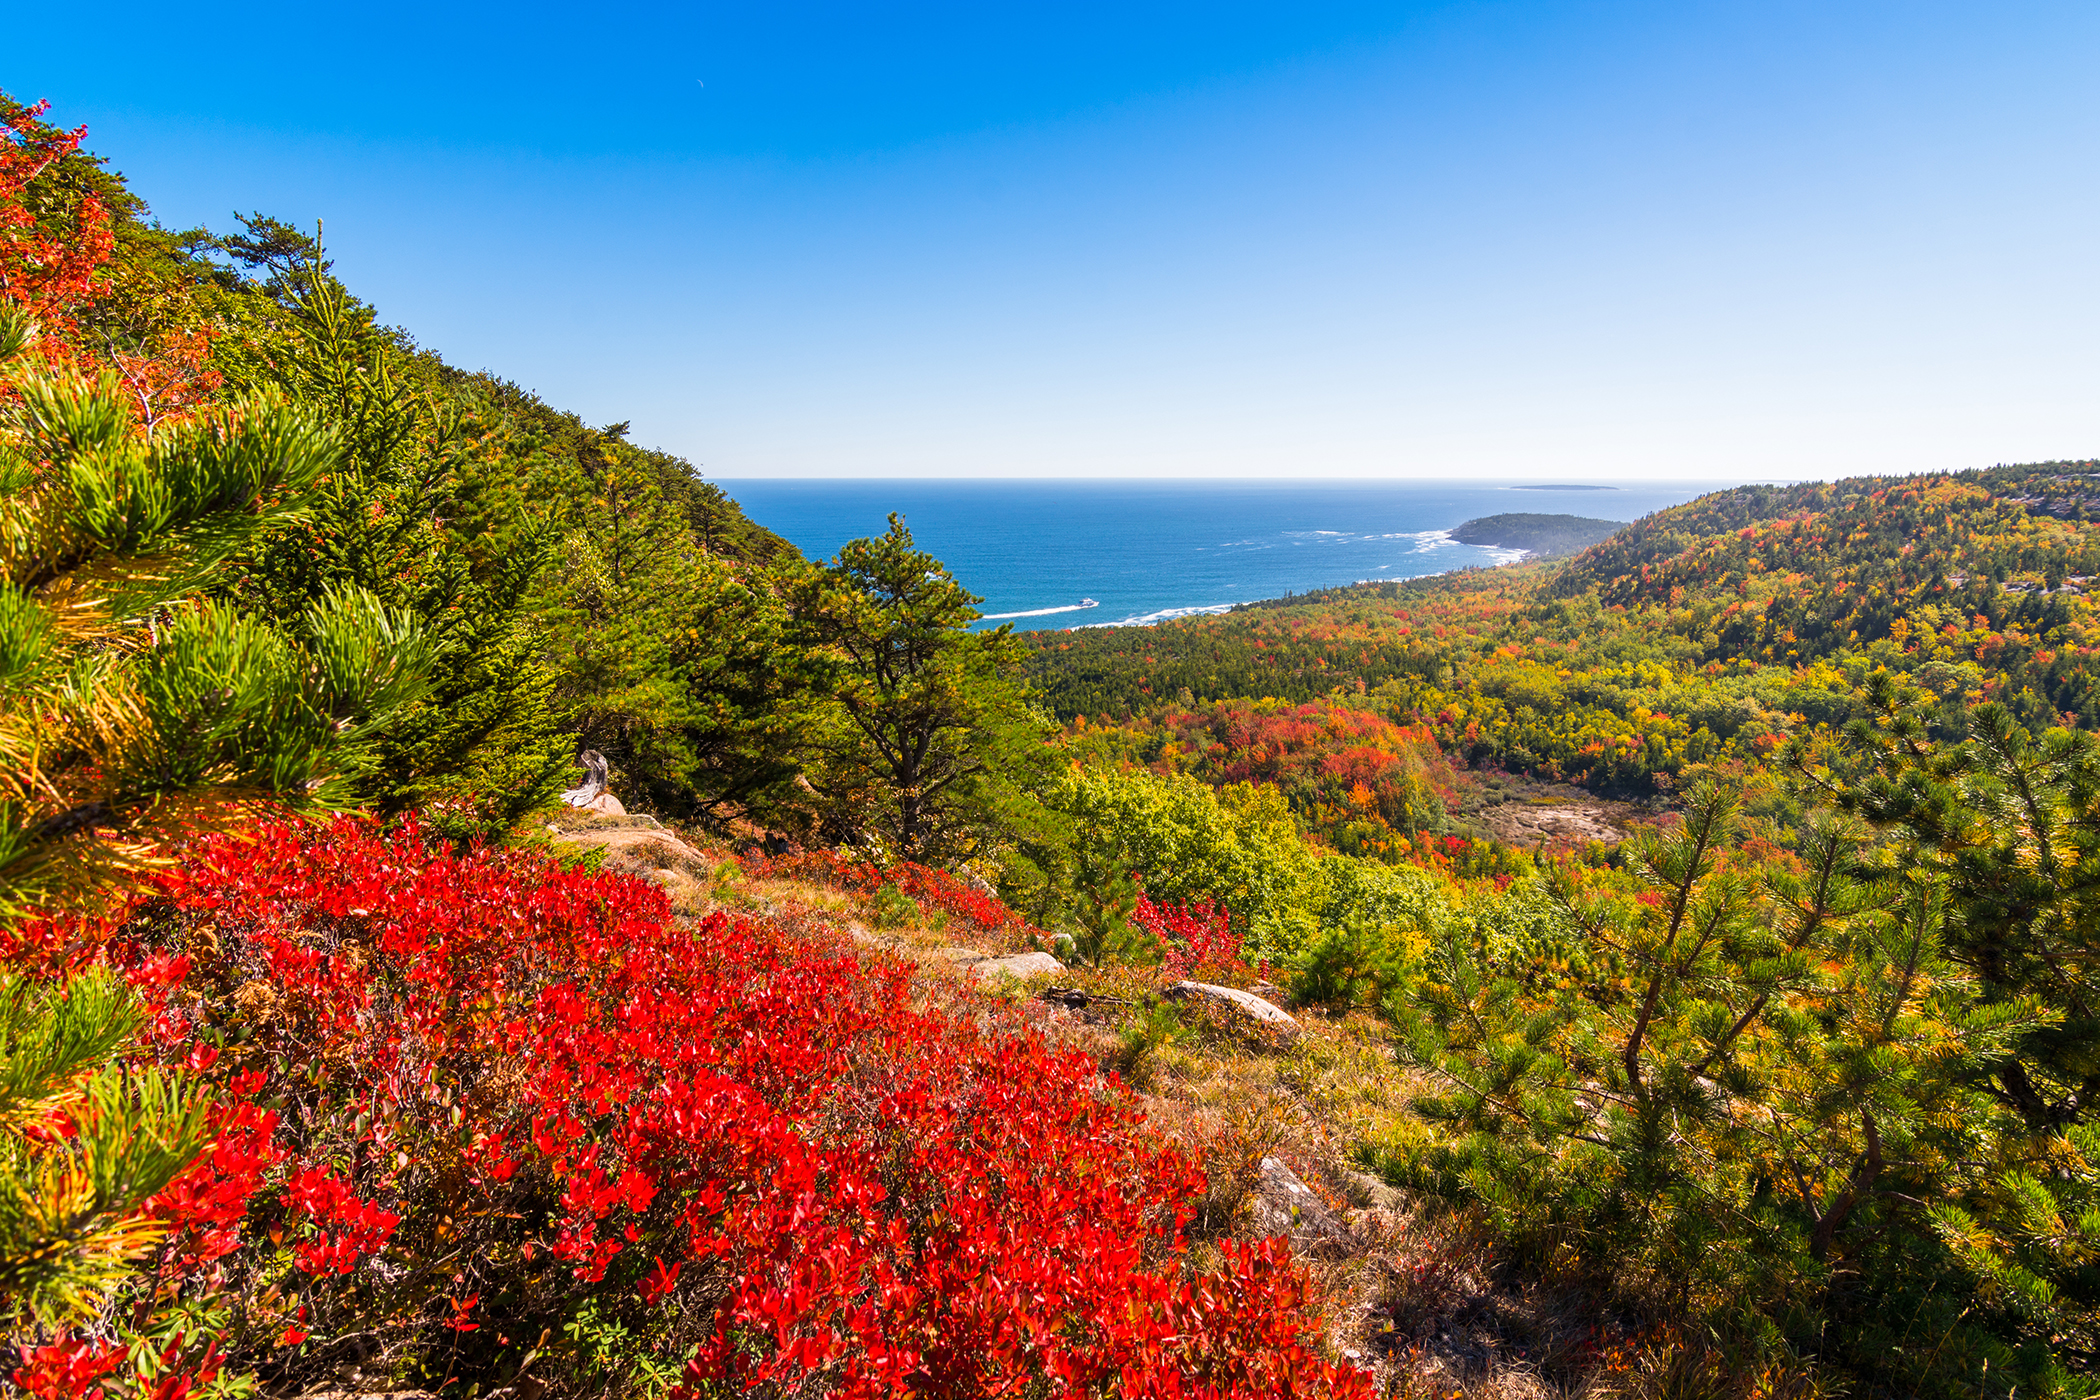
[0,97,113,362]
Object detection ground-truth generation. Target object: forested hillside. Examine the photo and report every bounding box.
[1010,464,2100,1396]
[1449,510,1624,555]
[11,89,2100,1400]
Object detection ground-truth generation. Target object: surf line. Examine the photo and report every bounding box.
[977,598,1100,621]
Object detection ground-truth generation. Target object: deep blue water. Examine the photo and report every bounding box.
[718,479,1742,632]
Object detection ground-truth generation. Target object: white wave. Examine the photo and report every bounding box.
[1407,529,1460,553]
[1078,602,1241,629]
[978,598,1100,620]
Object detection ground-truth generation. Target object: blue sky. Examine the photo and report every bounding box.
[8,3,2098,480]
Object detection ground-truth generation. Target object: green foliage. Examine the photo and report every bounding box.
[792,515,1054,862]
[866,882,921,929]
[1395,782,2063,1389]
[209,220,567,836]
[1799,679,2100,1367]
[1286,914,1415,1012]
[544,424,818,825]
[1047,764,1321,963]
[0,311,429,916]
[1118,999,1189,1059]
[560,1297,685,1398]
[0,969,214,1332]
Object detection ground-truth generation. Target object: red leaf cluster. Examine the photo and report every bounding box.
[0,99,112,351]
[748,848,1027,936]
[20,819,1367,1396]
[1130,893,1247,980]
[0,95,222,418]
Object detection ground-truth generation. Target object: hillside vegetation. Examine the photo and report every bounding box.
[8,89,2100,1400]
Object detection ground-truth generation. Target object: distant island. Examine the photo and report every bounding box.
[1512,483,1617,491]
[1450,512,1626,556]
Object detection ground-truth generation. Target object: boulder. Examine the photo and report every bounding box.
[966,951,1066,982]
[937,947,1066,982]
[1164,981,1300,1038]
[552,823,703,869]
[1253,1156,1352,1257]
[547,821,710,907]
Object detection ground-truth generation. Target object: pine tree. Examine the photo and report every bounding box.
[0,300,428,1340]
[209,219,569,837]
[791,514,1052,863]
[1400,782,2022,1360]
[0,306,427,914]
[1802,678,2100,1371]
[0,970,212,1334]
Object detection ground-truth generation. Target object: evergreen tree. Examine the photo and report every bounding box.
[546,423,817,823]
[0,306,427,914]
[209,219,569,835]
[0,970,213,1334]
[1400,782,2027,1377]
[1802,681,2100,1371]
[792,515,1052,863]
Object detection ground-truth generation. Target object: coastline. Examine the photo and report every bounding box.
[1050,533,1541,630]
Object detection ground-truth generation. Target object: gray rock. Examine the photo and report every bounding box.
[966,951,1065,981]
[1253,1156,1352,1256]
[1165,980,1300,1037]
[936,947,1066,981]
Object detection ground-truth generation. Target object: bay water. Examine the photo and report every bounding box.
[720,479,1739,632]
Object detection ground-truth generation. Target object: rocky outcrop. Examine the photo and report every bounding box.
[547,816,708,906]
[938,947,1066,982]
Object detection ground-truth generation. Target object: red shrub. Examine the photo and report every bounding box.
[1131,894,1247,981]
[748,848,1028,937]
[22,819,1367,1397]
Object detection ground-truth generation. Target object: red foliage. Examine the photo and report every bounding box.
[0,94,222,419]
[1131,894,1246,980]
[0,98,112,351]
[10,1338,124,1400]
[749,848,1029,936]
[21,819,1367,1396]
[109,326,223,430]
[12,1329,227,1400]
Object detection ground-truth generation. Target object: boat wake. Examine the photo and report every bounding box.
[978,598,1100,621]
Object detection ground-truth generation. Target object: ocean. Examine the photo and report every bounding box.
[719,479,1738,632]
